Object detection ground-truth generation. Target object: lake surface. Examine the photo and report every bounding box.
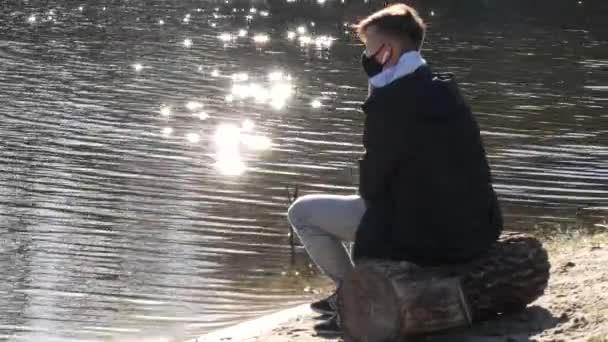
[0,0,606,341]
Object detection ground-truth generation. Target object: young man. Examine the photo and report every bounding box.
[287,4,503,334]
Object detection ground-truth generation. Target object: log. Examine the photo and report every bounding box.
[338,232,551,342]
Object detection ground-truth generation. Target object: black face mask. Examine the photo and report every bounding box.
[361,44,389,78]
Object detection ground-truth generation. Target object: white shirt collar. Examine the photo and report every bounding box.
[369,51,427,88]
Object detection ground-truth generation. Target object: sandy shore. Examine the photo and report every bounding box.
[189,234,607,342]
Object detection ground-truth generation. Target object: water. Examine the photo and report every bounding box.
[0,0,606,341]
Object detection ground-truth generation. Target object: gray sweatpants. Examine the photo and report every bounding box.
[287,194,367,285]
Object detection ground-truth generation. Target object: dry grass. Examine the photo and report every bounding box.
[543,232,607,255]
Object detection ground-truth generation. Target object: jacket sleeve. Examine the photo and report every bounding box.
[358,112,402,201]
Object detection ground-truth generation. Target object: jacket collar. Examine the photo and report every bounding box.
[369,51,427,88]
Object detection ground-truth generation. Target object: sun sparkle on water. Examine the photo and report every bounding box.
[160,106,171,116]
[299,35,312,46]
[252,34,270,44]
[186,133,200,143]
[268,71,284,81]
[242,119,255,131]
[219,33,233,42]
[185,101,203,111]
[241,135,272,150]
[232,73,249,82]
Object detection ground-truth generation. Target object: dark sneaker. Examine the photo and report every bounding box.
[310,292,337,316]
[313,314,341,336]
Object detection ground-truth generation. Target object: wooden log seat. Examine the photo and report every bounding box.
[337,232,551,342]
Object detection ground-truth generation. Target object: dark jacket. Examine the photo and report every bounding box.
[353,65,503,265]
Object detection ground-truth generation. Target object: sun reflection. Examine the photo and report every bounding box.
[297,26,307,34]
[215,124,241,148]
[230,81,293,107]
[231,84,249,99]
[159,19,165,25]
[252,34,270,44]
[186,133,200,143]
[232,73,249,82]
[268,71,284,81]
[211,69,220,77]
[242,119,255,131]
[78,6,84,12]
[197,112,209,120]
[212,123,272,175]
[214,124,240,141]
[183,38,193,48]
[219,33,233,42]
[160,106,171,116]
[186,101,203,111]
[27,15,36,23]
[215,154,246,176]
[296,34,334,49]
[252,84,270,103]
[314,35,333,49]
[270,83,294,99]
[311,99,322,108]
[162,127,173,136]
[270,98,286,110]
[299,35,312,46]
[287,31,296,40]
[132,63,143,72]
[238,29,248,37]
[241,135,272,150]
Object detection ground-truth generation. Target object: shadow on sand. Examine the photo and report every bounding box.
[419,306,564,342]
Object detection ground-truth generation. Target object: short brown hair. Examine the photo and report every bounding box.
[357,4,426,51]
